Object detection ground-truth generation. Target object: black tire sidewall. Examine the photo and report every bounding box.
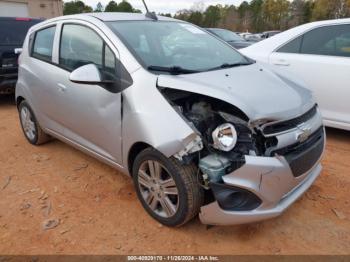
[132,148,191,227]
[18,101,39,145]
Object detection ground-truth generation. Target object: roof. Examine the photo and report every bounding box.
[27,12,185,34]
[87,12,178,22]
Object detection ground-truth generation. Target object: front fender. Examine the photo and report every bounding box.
[122,69,198,171]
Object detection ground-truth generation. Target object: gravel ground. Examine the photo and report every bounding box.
[0,95,349,255]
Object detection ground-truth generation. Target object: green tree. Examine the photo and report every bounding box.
[174,9,191,21]
[312,0,350,20]
[63,0,93,15]
[250,0,265,32]
[159,13,172,17]
[289,0,309,27]
[220,5,240,31]
[203,5,221,27]
[117,0,133,12]
[188,11,203,26]
[238,1,252,31]
[169,0,350,34]
[263,0,290,30]
[105,1,119,12]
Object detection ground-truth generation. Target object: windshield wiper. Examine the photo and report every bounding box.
[208,61,254,71]
[148,66,200,75]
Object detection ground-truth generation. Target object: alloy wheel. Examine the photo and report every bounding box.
[20,106,36,141]
[137,160,179,218]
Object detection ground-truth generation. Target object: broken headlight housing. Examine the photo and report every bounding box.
[212,123,238,152]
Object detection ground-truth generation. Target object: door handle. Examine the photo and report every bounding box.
[273,59,290,66]
[57,83,67,92]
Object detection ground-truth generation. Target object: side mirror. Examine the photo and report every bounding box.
[69,63,123,93]
[69,64,103,84]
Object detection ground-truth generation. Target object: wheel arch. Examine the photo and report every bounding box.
[127,142,152,176]
[16,96,25,109]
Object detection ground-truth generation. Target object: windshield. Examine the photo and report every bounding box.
[209,29,244,42]
[0,20,39,46]
[107,21,249,73]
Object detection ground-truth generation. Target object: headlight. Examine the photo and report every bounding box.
[212,123,237,152]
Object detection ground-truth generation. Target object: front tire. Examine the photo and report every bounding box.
[132,148,204,227]
[18,101,50,145]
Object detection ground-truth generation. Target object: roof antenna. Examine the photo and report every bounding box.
[142,0,158,20]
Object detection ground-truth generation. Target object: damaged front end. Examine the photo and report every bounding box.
[159,87,325,226]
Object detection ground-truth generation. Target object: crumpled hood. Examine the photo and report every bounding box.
[157,63,315,122]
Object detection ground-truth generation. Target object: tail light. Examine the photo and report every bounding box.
[15,17,32,21]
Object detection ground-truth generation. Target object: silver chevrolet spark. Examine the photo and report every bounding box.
[16,13,325,227]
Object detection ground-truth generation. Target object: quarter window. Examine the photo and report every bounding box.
[301,24,350,57]
[32,26,56,62]
[104,44,116,72]
[277,36,302,54]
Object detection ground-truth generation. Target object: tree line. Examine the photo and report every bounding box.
[63,0,350,33]
[63,0,141,15]
[174,0,350,32]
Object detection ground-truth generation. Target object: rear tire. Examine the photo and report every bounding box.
[132,148,204,227]
[18,101,51,145]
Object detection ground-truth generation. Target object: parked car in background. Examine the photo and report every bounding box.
[0,17,42,94]
[206,28,252,49]
[239,32,253,40]
[244,34,262,42]
[241,18,350,131]
[17,13,324,227]
[261,30,281,39]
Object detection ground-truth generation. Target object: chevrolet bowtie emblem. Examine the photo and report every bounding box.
[297,127,312,143]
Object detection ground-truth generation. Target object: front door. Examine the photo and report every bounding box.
[53,23,123,164]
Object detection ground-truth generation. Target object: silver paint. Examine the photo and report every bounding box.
[199,163,322,225]
[16,13,325,226]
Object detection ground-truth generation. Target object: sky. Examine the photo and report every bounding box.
[81,0,249,14]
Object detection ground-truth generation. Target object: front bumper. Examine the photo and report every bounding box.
[199,106,325,226]
[199,158,322,225]
[200,128,325,226]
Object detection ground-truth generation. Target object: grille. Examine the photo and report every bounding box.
[271,127,324,177]
[263,105,318,135]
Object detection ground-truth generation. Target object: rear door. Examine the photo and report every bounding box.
[269,24,350,126]
[23,24,65,133]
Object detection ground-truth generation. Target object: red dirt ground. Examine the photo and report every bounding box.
[0,95,349,255]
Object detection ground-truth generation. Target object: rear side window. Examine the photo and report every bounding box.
[301,24,350,57]
[32,26,56,62]
[277,36,302,54]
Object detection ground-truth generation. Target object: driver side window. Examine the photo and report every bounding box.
[59,24,116,73]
